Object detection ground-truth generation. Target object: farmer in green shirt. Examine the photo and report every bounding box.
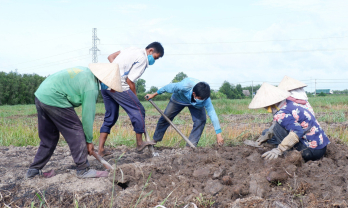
[26,63,122,179]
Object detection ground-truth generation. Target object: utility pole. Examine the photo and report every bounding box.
[314,79,317,96]
[89,28,100,63]
[251,81,254,98]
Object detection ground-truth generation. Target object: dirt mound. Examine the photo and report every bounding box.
[1,141,348,207]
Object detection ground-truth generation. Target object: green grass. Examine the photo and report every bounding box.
[0,117,38,146]
[3,95,347,117]
[0,95,347,147]
[0,104,37,117]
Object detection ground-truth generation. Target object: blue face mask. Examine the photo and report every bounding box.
[147,55,155,65]
[194,97,204,104]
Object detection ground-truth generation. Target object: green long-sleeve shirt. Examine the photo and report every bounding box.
[35,66,99,143]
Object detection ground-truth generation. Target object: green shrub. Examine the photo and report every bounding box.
[211,91,227,99]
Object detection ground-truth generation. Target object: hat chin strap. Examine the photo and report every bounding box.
[267,100,286,114]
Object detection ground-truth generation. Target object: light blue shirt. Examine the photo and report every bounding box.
[157,77,222,134]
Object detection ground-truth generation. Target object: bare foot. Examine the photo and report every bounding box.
[136,141,156,152]
[98,149,112,157]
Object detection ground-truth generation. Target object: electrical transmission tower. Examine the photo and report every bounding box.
[89,28,100,63]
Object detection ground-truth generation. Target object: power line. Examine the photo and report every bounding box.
[315,82,348,83]
[99,35,348,46]
[198,80,348,88]
[165,48,348,55]
[99,48,348,57]
[316,79,348,80]
[2,47,90,69]
[100,5,344,32]
[99,11,301,32]
[18,56,91,73]
[13,31,89,47]
[17,55,90,73]
[7,6,346,50]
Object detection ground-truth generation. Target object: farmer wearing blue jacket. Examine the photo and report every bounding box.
[146,78,224,146]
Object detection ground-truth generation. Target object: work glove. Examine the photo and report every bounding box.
[256,131,273,145]
[256,121,275,145]
[262,148,282,160]
[262,132,299,160]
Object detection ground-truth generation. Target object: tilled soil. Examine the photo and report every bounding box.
[80,112,348,126]
[1,139,348,208]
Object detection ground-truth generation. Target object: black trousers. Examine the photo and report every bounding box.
[29,97,89,170]
[263,122,327,162]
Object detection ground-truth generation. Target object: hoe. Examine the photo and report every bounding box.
[146,96,196,157]
[92,152,114,170]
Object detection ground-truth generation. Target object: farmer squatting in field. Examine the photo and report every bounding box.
[255,76,316,146]
[97,42,164,156]
[145,78,224,147]
[249,81,330,161]
[26,64,122,179]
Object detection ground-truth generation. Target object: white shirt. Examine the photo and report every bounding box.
[112,47,149,91]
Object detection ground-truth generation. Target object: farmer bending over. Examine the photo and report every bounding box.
[249,83,329,161]
[26,64,121,179]
[256,76,315,146]
[146,78,224,147]
[98,42,164,156]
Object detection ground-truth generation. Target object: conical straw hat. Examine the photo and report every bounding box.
[249,83,291,109]
[278,75,307,91]
[89,63,123,92]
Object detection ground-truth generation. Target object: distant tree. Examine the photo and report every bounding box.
[333,89,348,94]
[0,71,45,105]
[235,84,244,99]
[147,86,158,93]
[306,93,314,97]
[218,81,247,99]
[318,92,326,97]
[172,72,188,83]
[0,80,3,105]
[219,81,234,99]
[135,78,146,93]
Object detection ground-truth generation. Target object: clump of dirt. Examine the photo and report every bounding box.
[1,140,348,207]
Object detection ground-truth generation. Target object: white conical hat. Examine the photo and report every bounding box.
[89,63,123,92]
[278,75,307,91]
[249,83,291,109]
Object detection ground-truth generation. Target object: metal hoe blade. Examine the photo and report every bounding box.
[145,129,159,157]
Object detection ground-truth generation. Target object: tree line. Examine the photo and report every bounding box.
[135,72,260,101]
[0,71,45,105]
[0,70,259,105]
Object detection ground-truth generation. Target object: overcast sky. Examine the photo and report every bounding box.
[1,0,347,91]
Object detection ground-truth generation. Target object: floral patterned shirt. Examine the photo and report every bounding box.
[301,102,315,116]
[273,100,329,149]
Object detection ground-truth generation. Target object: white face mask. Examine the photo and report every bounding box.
[194,97,204,104]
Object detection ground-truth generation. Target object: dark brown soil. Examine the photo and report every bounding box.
[1,138,348,208]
